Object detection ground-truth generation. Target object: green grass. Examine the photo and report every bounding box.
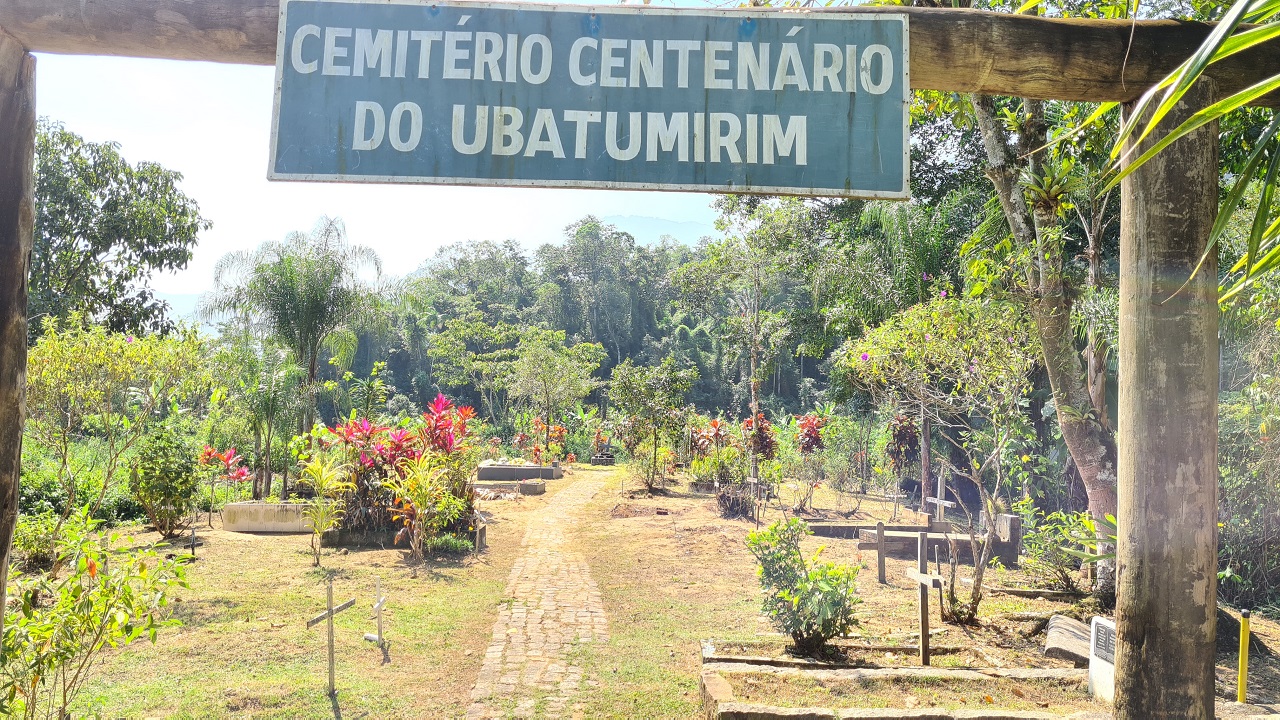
[71,497,543,719]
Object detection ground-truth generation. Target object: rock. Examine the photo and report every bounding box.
[1043,614,1091,668]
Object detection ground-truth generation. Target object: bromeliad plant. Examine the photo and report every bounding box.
[745,518,861,656]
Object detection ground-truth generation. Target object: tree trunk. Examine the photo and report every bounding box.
[253,425,263,499]
[970,94,1119,590]
[0,30,35,638]
[1114,79,1219,719]
[920,404,932,509]
[262,425,274,498]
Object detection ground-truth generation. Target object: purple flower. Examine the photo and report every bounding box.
[860,353,870,362]
[925,334,932,341]
[126,336,135,344]
[940,290,948,298]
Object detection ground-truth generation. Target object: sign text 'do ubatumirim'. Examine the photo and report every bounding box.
[269,0,910,198]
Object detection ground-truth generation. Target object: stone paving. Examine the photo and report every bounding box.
[466,479,608,719]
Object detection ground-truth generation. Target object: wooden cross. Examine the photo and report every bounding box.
[925,494,955,523]
[306,578,357,698]
[904,531,944,666]
[363,577,388,650]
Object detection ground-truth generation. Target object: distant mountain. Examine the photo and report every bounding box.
[600,215,718,246]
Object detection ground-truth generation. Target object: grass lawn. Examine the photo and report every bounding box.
[74,490,548,719]
[66,465,1280,718]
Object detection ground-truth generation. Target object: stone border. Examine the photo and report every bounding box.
[699,664,1100,720]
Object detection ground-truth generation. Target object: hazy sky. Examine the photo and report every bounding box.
[32,40,722,298]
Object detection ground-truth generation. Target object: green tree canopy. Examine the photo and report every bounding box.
[31,120,210,340]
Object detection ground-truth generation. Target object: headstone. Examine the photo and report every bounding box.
[1044,614,1091,667]
[1089,616,1116,703]
[994,513,1023,568]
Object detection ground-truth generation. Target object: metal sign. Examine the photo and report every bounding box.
[270,0,909,198]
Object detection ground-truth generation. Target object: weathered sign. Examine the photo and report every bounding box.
[270,0,909,198]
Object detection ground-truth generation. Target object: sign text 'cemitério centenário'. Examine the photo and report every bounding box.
[270,0,909,198]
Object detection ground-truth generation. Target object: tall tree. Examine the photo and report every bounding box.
[506,329,605,446]
[203,217,382,456]
[967,95,1120,598]
[30,120,209,339]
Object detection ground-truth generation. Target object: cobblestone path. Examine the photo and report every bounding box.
[466,479,608,719]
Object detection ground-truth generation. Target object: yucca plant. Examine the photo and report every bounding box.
[298,454,354,566]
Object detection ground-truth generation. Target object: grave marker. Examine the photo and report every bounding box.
[875,521,886,584]
[904,531,944,666]
[924,494,954,523]
[1089,616,1116,703]
[363,577,388,649]
[306,578,358,697]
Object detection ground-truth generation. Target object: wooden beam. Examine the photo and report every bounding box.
[1114,78,1219,719]
[0,3,1278,105]
[0,27,36,636]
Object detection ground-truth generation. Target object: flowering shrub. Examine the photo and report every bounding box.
[303,393,480,544]
[742,413,779,461]
[387,455,467,562]
[691,419,730,457]
[796,414,827,455]
[0,512,187,719]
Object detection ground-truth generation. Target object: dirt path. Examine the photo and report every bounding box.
[467,478,609,719]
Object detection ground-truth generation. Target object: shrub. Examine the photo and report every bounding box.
[422,533,475,556]
[1015,499,1088,592]
[10,513,58,572]
[0,511,187,720]
[298,455,354,567]
[386,454,467,563]
[129,427,199,538]
[745,518,861,655]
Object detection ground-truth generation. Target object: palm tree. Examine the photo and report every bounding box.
[202,217,383,467]
[238,342,303,499]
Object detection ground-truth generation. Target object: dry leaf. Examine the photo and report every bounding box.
[1012,688,1026,699]
[983,695,994,704]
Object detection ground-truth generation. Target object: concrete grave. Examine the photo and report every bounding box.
[223,502,308,533]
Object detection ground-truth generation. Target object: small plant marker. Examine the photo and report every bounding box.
[306,578,357,697]
[905,531,944,666]
[364,577,388,649]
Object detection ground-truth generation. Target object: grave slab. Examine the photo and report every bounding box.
[1044,615,1091,667]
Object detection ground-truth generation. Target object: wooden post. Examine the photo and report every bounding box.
[876,521,886,584]
[917,531,929,666]
[1115,78,1219,719]
[0,29,36,638]
[326,580,336,697]
[364,577,387,648]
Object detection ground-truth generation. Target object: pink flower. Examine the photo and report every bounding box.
[925,334,932,340]
[860,352,870,362]
[940,290,948,298]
